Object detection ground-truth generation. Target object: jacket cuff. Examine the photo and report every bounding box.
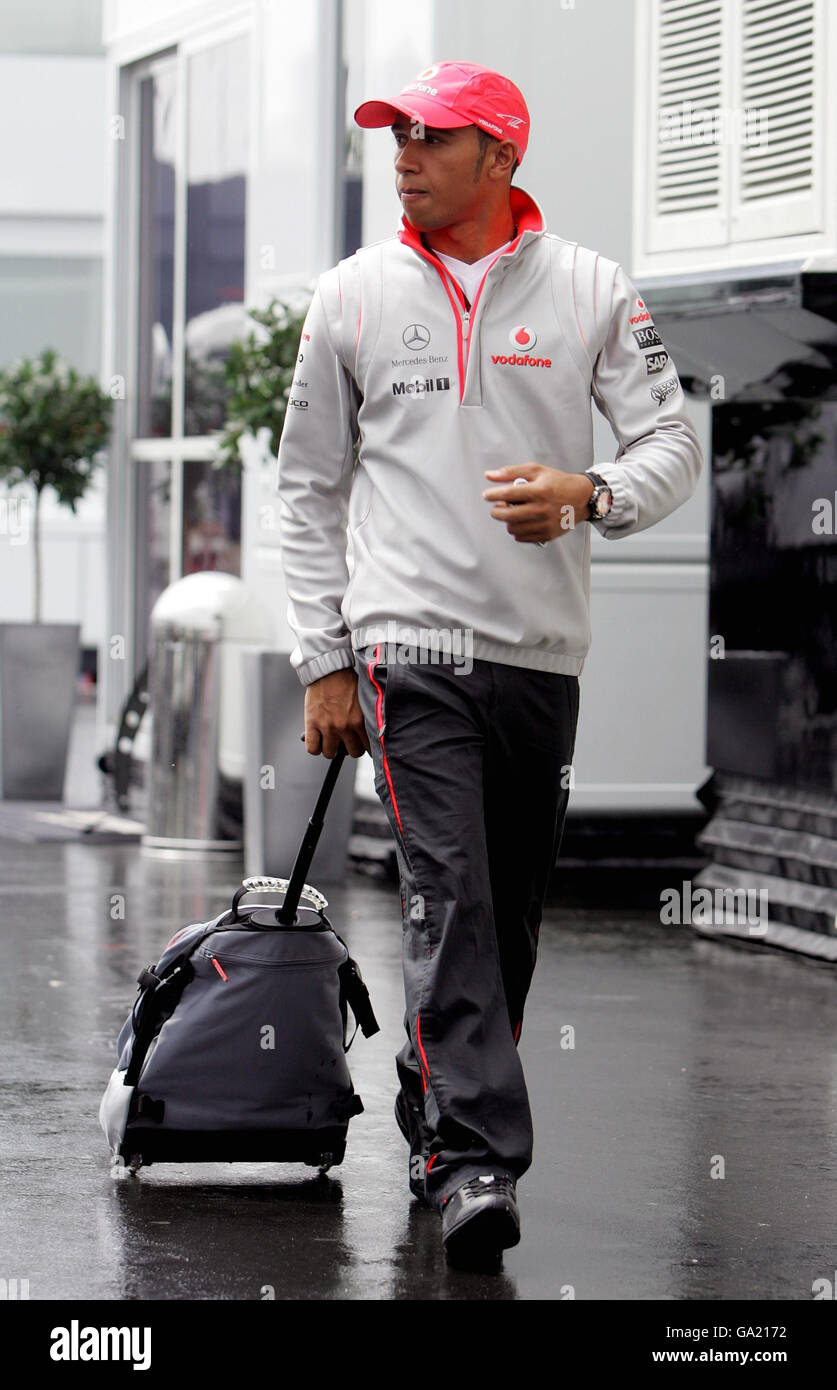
[589,466,637,536]
[292,646,356,687]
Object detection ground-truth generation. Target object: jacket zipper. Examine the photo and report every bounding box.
[397,199,535,402]
[412,242,517,402]
[407,243,470,401]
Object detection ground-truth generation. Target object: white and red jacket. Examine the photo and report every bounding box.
[276,186,702,686]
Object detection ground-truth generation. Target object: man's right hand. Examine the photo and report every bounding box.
[304,667,370,759]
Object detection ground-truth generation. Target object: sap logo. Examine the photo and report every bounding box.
[632,326,662,350]
[645,351,670,376]
[650,376,678,406]
[392,377,451,395]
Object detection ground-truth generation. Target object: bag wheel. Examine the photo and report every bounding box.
[110,1154,141,1180]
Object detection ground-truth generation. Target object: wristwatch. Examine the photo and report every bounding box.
[584,470,613,521]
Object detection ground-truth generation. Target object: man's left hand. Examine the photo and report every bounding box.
[482,463,595,543]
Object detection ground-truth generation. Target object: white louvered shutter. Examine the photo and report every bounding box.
[646,0,730,251]
[730,0,825,240]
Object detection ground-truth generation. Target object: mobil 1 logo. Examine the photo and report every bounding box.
[391,375,451,397]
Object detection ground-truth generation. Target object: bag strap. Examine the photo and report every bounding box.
[335,936,380,1049]
[123,914,235,1087]
[123,956,195,1088]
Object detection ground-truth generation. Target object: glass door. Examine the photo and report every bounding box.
[128,31,250,671]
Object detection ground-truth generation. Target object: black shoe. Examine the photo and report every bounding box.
[441,1175,520,1267]
[394,1089,433,1206]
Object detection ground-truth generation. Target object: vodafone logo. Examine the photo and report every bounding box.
[509,325,538,350]
[416,64,440,80]
[629,298,652,325]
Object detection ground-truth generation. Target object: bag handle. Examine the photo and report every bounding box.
[277,742,348,923]
[231,877,329,919]
[231,742,348,926]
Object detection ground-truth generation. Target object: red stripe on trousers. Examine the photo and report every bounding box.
[416,1011,431,1094]
[366,643,403,834]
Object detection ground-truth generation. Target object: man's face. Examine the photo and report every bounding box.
[391,116,495,230]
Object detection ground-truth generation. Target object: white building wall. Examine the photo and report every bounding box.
[0,47,107,645]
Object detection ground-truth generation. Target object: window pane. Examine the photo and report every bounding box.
[182,462,241,576]
[341,0,365,257]
[137,68,176,438]
[133,457,172,669]
[184,37,249,436]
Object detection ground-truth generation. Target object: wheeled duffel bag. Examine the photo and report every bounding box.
[99,744,378,1172]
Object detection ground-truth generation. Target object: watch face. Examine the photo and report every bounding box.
[591,486,612,519]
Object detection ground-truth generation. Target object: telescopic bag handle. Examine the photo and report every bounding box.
[231,742,348,925]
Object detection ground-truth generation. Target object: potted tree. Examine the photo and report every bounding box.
[0,348,112,799]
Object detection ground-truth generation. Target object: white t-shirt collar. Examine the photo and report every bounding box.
[434,235,517,307]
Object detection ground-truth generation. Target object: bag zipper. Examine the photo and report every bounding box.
[201,948,339,973]
[207,953,228,982]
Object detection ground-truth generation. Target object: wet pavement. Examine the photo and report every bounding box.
[2,821,836,1302]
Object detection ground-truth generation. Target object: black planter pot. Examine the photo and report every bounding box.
[0,622,80,799]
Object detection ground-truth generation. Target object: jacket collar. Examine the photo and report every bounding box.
[397,185,545,260]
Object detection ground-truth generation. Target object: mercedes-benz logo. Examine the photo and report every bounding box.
[402,323,431,350]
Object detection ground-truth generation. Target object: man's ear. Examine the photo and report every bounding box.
[488,139,519,181]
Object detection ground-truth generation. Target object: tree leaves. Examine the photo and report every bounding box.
[0,348,112,504]
[213,296,311,475]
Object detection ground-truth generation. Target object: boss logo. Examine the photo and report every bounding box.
[632,327,662,350]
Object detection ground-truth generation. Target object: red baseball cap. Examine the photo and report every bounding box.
[354,61,530,161]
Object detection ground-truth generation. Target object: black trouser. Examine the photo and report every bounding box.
[354,640,580,1207]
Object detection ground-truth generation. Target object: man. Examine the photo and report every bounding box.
[277,61,702,1267]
